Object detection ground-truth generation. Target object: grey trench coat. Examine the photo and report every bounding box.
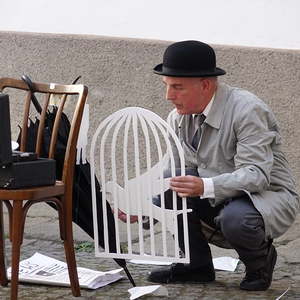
[168,83,299,241]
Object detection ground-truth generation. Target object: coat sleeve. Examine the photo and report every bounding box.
[210,101,281,206]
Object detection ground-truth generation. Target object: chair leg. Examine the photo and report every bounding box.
[3,201,12,242]
[63,211,80,297]
[64,239,81,297]
[10,201,24,300]
[0,201,8,286]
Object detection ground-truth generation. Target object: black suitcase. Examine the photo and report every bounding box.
[0,158,56,189]
[0,92,56,189]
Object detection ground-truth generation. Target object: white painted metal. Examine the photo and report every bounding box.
[90,107,190,263]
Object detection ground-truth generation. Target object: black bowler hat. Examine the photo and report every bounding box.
[153,40,226,77]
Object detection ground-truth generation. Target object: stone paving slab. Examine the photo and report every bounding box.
[1,206,300,299]
[0,235,299,300]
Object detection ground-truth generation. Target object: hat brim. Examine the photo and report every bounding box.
[153,64,226,77]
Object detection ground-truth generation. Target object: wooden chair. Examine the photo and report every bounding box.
[0,77,88,299]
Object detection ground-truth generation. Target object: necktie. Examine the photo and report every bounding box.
[191,114,206,150]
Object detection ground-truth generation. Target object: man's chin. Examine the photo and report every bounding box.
[176,108,188,115]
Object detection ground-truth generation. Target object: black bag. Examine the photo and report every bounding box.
[18,75,72,178]
[18,107,70,180]
[19,75,135,286]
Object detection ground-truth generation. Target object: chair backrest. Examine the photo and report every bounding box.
[0,77,88,189]
[90,107,190,263]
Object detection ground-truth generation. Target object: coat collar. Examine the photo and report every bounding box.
[177,82,230,131]
[204,82,230,129]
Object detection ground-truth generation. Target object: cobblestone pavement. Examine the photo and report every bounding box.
[0,207,299,299]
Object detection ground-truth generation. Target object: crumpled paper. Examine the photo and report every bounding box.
[213,256,239,272]
[128,285,168,299]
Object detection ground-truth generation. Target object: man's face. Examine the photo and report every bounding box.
[162,76,209,115]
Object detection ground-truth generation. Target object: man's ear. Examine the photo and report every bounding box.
[201,78,211,91]
[202,77,216,92]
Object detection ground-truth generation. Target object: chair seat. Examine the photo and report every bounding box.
[0,181,65,201]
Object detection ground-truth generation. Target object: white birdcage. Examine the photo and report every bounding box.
[90,107,190,263]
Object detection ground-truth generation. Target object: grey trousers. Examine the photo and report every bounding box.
[218,196,269,270]
[165,194,270,271]
[155,169,270,271]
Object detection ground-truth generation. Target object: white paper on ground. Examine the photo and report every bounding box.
[128,285,168,300]
[213,256,239,272]
[129,256,239,271]
[7,252,122,289]
[11,141,18,150]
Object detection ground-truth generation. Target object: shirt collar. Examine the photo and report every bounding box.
[193,93,215,118]
[202,93,215,117]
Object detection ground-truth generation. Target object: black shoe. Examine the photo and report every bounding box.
[147,263,215,284]
[240,244,277,291]
[142,216,159,230]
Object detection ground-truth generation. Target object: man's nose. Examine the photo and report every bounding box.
[166,86,175,101]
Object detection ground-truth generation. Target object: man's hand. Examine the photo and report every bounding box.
[170,175,204,197]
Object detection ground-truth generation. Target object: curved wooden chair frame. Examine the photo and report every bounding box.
[0,77,88,299]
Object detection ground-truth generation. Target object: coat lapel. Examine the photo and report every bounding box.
[205,83,230,130]
[176,83,230,152]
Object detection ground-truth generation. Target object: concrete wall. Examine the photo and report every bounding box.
[1,31,300,188]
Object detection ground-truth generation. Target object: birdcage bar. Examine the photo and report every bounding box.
[90,107,190,263]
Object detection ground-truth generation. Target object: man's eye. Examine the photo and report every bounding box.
[174,86,184,90]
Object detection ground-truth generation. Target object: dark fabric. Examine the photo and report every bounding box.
[153,40,226,77]
[154,167,269,269]
[161,189,223,267]
[219,196,269,271]
[177,196,222,267]
[72,162,118,253]
[153,168,222,267]
[16,94,120,255]
[161,192,269,270]
[191,114,206,149]
[17,76,136,286]
[17,107,70,180]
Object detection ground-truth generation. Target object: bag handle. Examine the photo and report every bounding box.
[21,74,42,114]
[21,75,83,114]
